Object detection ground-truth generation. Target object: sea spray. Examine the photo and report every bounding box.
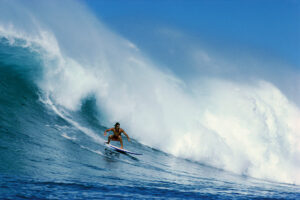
[0,0,299,185]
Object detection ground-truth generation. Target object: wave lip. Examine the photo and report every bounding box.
[0,0,300,186]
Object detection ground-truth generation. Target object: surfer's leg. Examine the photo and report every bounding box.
[106,135,112,144]
[118,135,123,149]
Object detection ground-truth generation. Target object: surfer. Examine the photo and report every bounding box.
[104,122,130,149]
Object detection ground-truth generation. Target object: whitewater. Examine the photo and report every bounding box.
[0,0,299,199]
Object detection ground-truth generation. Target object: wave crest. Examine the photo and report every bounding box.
[0,0,299,185]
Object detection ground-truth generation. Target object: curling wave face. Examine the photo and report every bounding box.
[0,0,299,186]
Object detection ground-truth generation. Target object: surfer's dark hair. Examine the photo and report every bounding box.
[115,122,120,127]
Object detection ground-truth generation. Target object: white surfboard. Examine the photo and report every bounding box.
[105,143,142,155]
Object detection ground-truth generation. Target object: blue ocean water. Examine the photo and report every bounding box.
[0,37,299,200]
[1,1,300,199]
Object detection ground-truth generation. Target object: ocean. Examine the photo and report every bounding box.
[0,0,300,199]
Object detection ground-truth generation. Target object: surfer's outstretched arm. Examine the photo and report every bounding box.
[122,130,130,142]
[104,128,113,136]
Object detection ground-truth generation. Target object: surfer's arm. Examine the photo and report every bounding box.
[104,128,113,136]
[122,130,130,141]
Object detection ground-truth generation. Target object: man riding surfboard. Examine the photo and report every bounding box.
[104,122,130,149]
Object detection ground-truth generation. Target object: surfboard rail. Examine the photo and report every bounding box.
[105,143,142,155]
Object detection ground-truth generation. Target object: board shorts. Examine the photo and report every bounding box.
[111,135,120,140]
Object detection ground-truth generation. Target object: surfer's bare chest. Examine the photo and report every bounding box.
[113,128,122,136]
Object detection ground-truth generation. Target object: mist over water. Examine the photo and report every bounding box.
[1,0,299,186]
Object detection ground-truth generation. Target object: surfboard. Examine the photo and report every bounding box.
[104,143,142,155]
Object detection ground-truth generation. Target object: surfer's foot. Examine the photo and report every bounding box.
[105,142,109,144]
[120,146,123,149]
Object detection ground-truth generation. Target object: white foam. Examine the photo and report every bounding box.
[41,97,105,144]
[1,0,299,185]
[61,132,77,141]
[79,145,103,156]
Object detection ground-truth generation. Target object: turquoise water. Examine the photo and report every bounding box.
[0,38,299,199]
[1,0,300,198]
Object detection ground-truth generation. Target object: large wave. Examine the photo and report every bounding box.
[1,0,299,184]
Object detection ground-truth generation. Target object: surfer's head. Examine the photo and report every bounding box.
[115,122,120,129]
